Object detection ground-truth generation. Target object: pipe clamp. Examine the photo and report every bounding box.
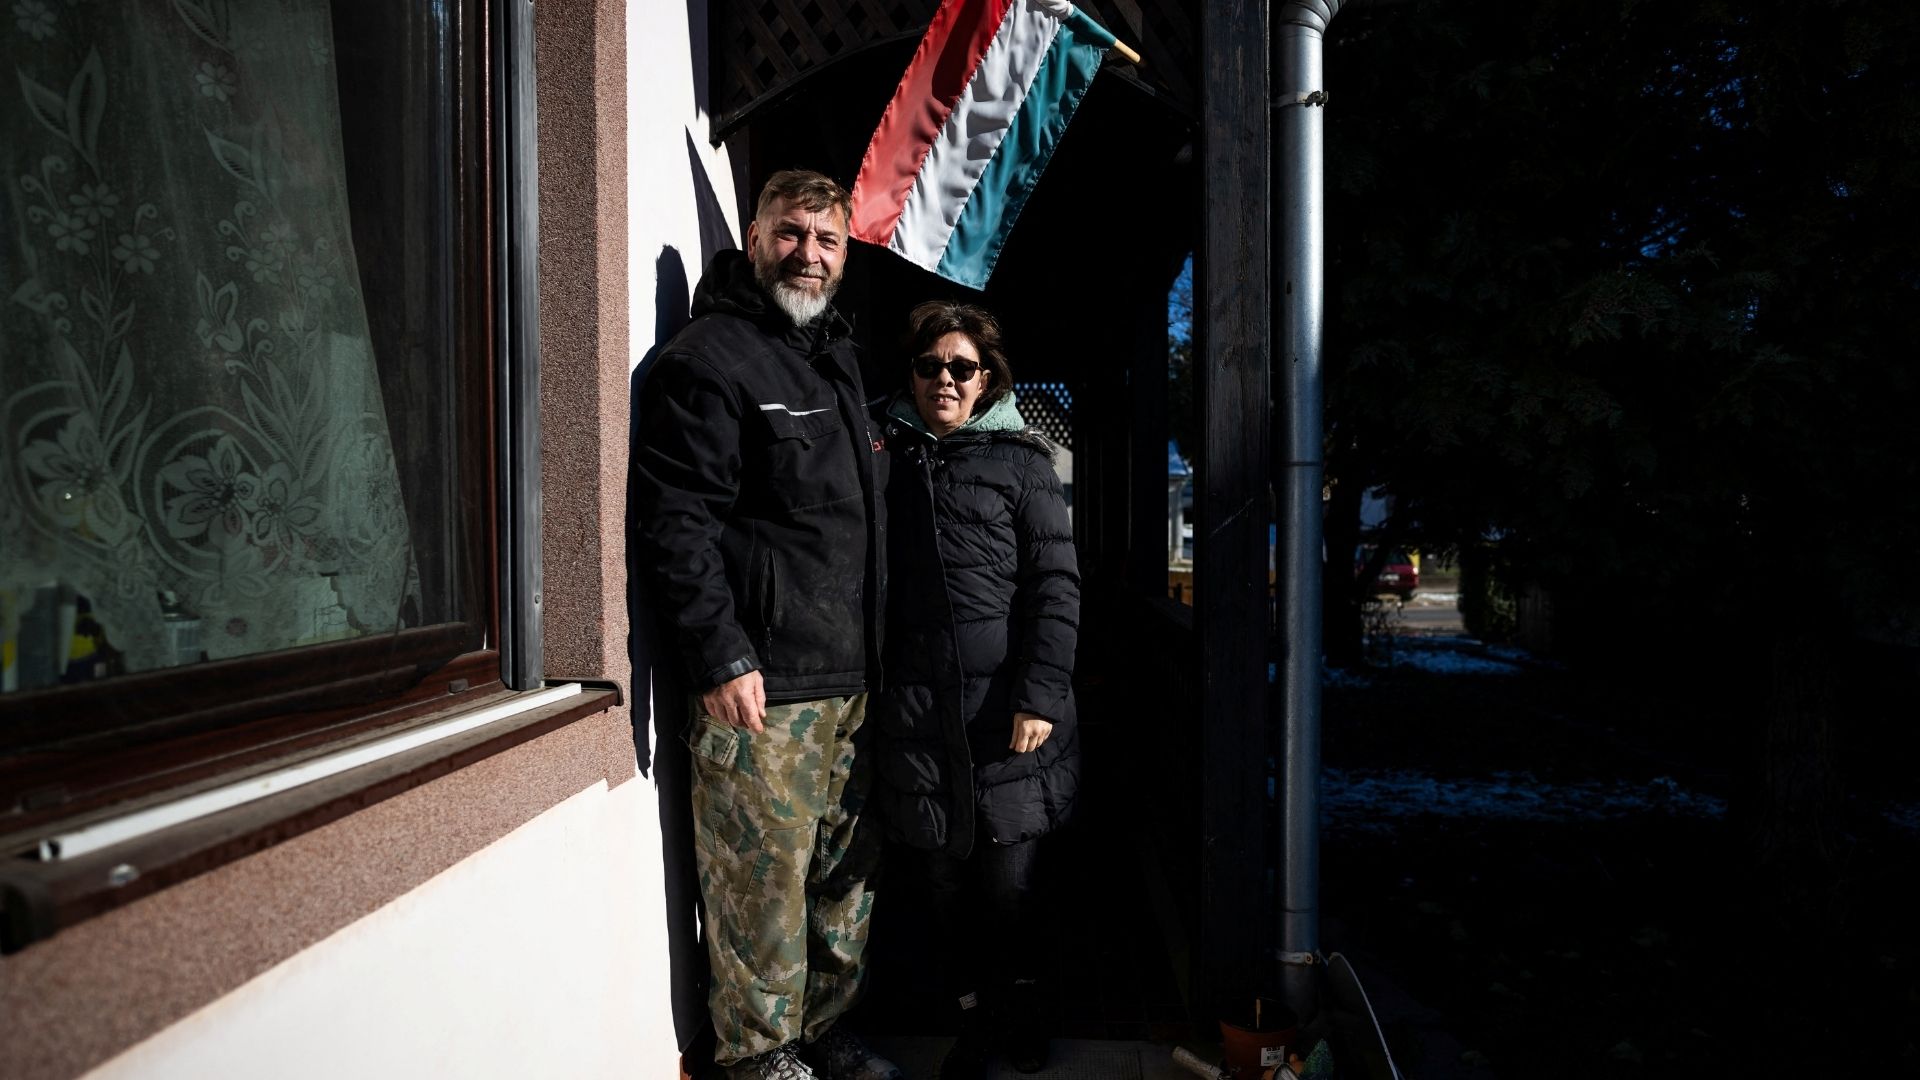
[1275,90,1330,108]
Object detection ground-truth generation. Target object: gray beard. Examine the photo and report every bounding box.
[755,258,838,326]
[769,280,833,325]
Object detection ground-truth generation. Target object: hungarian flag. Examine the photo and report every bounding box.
[850,0,1119,289]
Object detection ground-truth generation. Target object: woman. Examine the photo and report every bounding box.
[874,302,1081,1077]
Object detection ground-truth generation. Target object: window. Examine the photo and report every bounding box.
[1,3,510,848]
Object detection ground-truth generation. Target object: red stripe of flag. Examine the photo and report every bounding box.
[849,0,1016,246]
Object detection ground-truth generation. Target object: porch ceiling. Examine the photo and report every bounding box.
[712,0,1198,138]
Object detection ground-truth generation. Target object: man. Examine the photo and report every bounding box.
[632,170,896,1080]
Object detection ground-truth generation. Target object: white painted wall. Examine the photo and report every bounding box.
[86,780,679,1078]
[629,0,740,373]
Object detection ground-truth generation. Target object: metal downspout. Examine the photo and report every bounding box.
[1274,0,1345,1018]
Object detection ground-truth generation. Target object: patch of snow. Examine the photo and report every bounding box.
[1389,648,1525,676]
[1321,768,1728,832]
[1480,642,1540,663]
[1318,639,1545,679]
[1884,802,1920,833]
[1322,664,1375,689]
[1411,634,1478,647]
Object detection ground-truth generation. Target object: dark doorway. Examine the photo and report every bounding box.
[713,38,1208,1042]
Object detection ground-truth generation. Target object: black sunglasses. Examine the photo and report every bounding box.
[912,355,983,381]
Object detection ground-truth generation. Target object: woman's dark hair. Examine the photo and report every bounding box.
[902,301,1014,411]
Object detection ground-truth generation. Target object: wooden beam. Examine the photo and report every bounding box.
[1196,0,1271,1017]
[1129,267,1173,595]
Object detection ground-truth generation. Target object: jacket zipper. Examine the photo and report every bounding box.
[760,547,776,666]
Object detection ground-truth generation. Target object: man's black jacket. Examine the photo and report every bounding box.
[630,250,884,702]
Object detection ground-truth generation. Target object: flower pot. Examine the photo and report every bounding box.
[1218,998,1297,1080]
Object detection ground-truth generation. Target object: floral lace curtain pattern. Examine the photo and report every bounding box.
[3,1,417,691]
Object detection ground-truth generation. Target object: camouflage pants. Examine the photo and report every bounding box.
[686,694,880,1063]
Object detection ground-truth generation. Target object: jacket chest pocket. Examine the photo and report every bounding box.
[753,404,852,507]
[757,404,843,444]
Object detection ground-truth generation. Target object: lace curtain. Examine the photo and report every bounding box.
[3,1,417,689]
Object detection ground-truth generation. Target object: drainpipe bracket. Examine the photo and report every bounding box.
[1274,90,1330,108]
[1278,949,1324,967]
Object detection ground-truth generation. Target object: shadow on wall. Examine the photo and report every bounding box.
[630,119,740,1048]
[687,127,736,268]
[626,244,707,1051]
[628,244,693,778]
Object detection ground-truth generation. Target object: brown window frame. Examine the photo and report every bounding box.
[0,0,580,948]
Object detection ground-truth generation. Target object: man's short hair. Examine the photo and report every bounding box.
[755,169,852,226]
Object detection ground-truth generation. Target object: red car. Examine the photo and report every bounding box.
[1356,545,1419,601]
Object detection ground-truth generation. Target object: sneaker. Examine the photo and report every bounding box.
[806,1027,903,1080]
[720,1045,817,1080]
[938,992,992,1080]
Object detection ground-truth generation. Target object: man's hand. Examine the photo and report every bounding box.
[702,670,768,733]
[1010,711,1053,754]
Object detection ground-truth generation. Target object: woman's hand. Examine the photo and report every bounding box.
[1010,712,1053,754]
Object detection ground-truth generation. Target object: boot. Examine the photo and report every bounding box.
[804,1027,902,1080]
[937,991,992,1080]
[719,1045,817,1080]
[1003,978,1049,1074]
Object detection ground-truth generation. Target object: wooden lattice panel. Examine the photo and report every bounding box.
[713,0,1198,135]
[1014,381,1075,452]
[715,0,938,128]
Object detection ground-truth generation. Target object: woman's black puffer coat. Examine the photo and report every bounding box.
[875,393,1081,858]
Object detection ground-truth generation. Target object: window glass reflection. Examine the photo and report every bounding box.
[3,3,436,692]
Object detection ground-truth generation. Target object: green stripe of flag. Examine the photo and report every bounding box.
[1062,5,1117,48]
[936,20,1107,288]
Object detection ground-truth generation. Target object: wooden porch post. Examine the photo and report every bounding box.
[1129,275,1173,596]
[1197,0,1272,1014]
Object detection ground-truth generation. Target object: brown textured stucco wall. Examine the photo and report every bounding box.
[0,2,637,1074]
[534,0,635,784]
